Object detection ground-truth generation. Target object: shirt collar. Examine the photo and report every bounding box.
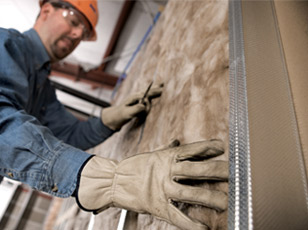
[23,29,51,72]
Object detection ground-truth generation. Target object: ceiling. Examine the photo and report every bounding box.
[0,0,167,117]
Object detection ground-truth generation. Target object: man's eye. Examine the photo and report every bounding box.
[71,19,79,27]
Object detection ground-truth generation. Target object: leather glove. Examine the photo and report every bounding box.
[76,139,228,230]
[101,84,163,131]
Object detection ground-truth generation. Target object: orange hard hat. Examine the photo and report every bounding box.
[39,0,99,41]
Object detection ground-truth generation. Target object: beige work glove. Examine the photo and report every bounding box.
[101,84,163,131]
[76,139,228,230]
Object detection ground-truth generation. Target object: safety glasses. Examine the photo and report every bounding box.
[50,2,92,41]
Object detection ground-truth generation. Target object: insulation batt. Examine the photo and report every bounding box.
[68,0,229,229]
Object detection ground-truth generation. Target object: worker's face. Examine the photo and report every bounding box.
[36,3,91,62]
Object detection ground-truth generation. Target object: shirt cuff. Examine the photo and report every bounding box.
[47,143,92,198]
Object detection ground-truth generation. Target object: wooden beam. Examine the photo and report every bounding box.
[51,62,119,89]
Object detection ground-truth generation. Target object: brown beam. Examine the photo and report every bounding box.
[98,0,136,71]
[50,70,109,90]
[51,62,118,89]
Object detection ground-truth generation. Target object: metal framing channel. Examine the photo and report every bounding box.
[228,0,252,230]
[50,80,110,108]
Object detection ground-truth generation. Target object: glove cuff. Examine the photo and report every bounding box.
[73,154,95,197]
[75,156,118,212]
[74,154,95,211]
[101,107,120,131]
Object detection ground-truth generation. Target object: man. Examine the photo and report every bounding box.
[0,1,228,229]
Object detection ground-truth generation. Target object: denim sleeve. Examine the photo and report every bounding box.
[0,107,92,197]
[41,81,115,151]
[0,29,92,197]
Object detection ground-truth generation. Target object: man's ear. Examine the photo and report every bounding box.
[39,3,54,21]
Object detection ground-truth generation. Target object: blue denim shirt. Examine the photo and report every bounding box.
[0,28,114,197]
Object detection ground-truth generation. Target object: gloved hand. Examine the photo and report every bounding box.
[76,139,228,230]
[101,83,163,131]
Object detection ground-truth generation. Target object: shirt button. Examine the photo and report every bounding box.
[52,185,58,193]
[7,172,14,178]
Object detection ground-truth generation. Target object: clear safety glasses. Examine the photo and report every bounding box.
[50,2,92,41]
